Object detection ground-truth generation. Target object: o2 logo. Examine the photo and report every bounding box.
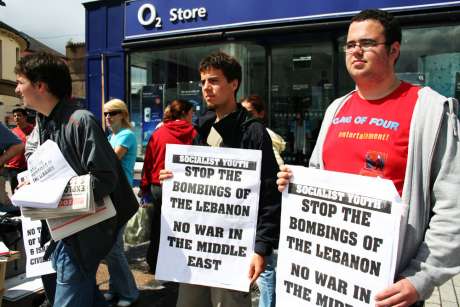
[137,3,162,28]
[137,2,208,29]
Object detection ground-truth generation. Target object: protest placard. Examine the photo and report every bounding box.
[276,166,406,307]
[21,217,55,278]
[155,144,261,292]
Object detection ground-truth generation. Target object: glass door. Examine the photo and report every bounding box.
[270,41,334,165]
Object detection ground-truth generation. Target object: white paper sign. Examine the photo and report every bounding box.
[21,217,55,278]
[276,166,405,307]
[12,140,77,208]
[156,144,262,292]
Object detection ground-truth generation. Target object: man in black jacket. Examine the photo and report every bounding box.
[15,52,138,307]
[162,51,281,307]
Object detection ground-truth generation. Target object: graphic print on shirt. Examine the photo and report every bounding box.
[322,82,420,195]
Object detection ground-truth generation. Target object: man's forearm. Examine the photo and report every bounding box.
[0,143,24,166]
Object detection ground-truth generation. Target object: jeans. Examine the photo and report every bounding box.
[52,241,108,307]
[105,225,139,302]
[41,273,57,305]
[257,251,277,307]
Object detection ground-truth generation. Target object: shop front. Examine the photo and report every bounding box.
[84,0,460,163]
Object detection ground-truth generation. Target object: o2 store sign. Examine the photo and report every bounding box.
[126,0,460,40]
[137,3,207,29]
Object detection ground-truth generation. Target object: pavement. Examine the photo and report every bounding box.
[425,274,460,307]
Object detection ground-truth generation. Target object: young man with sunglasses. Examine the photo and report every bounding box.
[15,52,139,307]
[277,9,460,307]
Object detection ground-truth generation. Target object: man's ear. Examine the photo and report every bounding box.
[389,42,400,56]
[36,81,48,93]
[231,79,239,92]
[389,41,400,65]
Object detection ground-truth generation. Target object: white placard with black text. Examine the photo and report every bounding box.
[156,144,262,292]
[21,217,55,278]
[276,166,406,307]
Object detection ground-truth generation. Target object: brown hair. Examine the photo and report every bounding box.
[242,95,265,113]
[241,95,267,122]
[163,99,193,122]
[199,51,242,97]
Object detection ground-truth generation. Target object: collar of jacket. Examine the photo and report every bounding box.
[37,99,80,143]
[38,99,78,123]
[196,104,260,147]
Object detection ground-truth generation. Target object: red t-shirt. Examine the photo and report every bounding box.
[5,124,34,170]
[322,82,420,195]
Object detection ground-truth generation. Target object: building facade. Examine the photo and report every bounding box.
[84,0,460,162]
[0,21,27,124]
[66,42,87,104]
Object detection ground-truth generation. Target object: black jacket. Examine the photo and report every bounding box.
[195,104,281,256]
[27,100,139,272]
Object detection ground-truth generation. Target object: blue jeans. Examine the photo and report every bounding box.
[257,251,277,307]
[52,241,108,307]
[105,226,139,302]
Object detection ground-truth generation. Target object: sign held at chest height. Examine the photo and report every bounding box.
[276,166,407,307]
[156,144,261,292]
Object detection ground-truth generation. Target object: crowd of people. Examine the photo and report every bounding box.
[1,8,460,307]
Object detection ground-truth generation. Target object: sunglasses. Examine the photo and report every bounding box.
[104,110,122,117]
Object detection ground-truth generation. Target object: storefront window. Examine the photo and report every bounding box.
[397,25,460,100]
[129,43,266,158]
[270,41,334,164]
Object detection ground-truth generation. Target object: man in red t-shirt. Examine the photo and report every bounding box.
[277,9,460,307]
[5,108,34,192]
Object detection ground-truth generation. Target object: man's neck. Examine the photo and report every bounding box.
[356,76,401,101]
[38,95,60,117]
[17,122,29,130]
[215,100,238,121]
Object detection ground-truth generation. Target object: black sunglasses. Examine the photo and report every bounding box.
[104,110,122,117]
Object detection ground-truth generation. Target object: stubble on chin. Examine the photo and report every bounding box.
[206,102,215,111]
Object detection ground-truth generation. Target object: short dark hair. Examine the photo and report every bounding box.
[242,95,266,113]
[351,9,401,46]
[163,99,193,122]
[12,108,28,117]
[15,52,72,100]
[199,51,242,95]
[241,95,267,122]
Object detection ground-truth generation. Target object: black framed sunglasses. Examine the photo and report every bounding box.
[104,110,122,117]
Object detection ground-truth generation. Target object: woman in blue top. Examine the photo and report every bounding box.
[103,99,139,307]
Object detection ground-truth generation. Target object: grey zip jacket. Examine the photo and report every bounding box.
[309,86,460,300]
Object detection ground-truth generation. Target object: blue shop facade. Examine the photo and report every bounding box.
[84,0,460,163]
